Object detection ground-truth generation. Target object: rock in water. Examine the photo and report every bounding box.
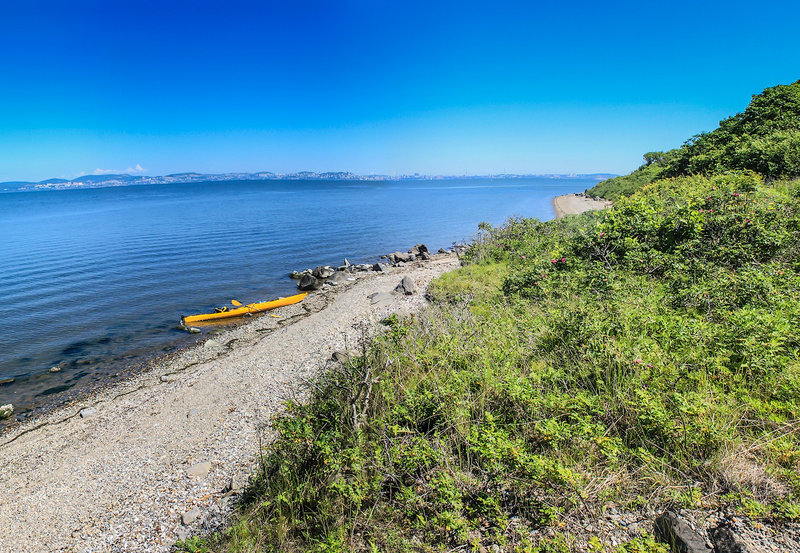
[395,276,417,295]
[312,266,335,279]
[289,270,303,279]
[654,511,712,553]
[298,274,323,291]
[0,378,14,385]
[48,366,62,373]
[0,404,14,420]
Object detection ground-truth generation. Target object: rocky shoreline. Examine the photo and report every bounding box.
[0,247,461,552]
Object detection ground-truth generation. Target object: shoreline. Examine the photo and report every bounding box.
[0,253,461,552]
[552,192,611,218]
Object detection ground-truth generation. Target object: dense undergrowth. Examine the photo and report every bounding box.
[589,81,800,200]
[180,171,800,553]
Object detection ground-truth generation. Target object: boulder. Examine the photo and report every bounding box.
[710,526,749,553]
[420,251,431,260]
[0,404,14,420]
[409,243,428,256]
[438,248,448,254]
[368,292,394,307]
[298,274,323,291]
[289,270,303,279]
[654,511,712,553]
[312,266,335,279]
[394,251,414,262]
[356,264,372,271]
[372,263,388,272]
[326,271,349,286]
[394,276,417,295]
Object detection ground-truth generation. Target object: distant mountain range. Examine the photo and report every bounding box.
[0,171,618,193]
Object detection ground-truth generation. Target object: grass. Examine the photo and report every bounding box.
[179,172,800,552]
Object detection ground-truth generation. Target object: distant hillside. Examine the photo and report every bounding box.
[589,80,800,200]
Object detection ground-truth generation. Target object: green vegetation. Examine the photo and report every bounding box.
[179,83,800,552]
[590,81,800,200]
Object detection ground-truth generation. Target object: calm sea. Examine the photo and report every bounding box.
[0,177,597,418]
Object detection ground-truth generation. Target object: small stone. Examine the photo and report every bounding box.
[182,507,201,525]
[372,263,388,272]
[0,404,14,420]
[394,276,417,295]
[0,378,14,385]
[438,248,447,254]
[175,324,188,331]
[289,270,303,279]
[79,408,97,418]
[224,473,247,494]
[160,375,178,383]
[710,525,749,553]
[49,366,62,373]
[203,339,220,349]
[330,351,350,363]
[188,327,201,334]
[326,271,349,286]
[187,461,212,478]
[654,510,712,553]
[176,527,190,541]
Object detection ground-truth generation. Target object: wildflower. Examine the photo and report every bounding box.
[541,273,547,278]
[561,257,566,263]
[551,259,557,264]
[521,255,526,259]
[634,359,643,364]
[733,193,739,197]
[599,232,605,237]
[646,363,654,368]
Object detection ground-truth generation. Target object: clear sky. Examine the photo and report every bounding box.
[1,0,798,181]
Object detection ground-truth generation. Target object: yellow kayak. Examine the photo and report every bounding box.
[182,292,307,324]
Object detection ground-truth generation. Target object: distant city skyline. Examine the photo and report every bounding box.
[1,0,798,182]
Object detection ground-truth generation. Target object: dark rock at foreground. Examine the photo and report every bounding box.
[298,274,323,291]
[710,526,749,553]
[654,511,712,553]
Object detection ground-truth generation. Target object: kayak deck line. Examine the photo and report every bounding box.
[181,292,308,324]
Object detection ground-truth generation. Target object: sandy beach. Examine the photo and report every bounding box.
[0,254,460,552]
[552,193,611,218]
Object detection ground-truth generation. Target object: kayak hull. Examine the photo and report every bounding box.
[182,292,308,324]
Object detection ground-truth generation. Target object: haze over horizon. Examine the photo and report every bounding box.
[1,0,798,182]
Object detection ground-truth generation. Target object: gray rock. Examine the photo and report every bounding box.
[312,266,335,279]
[160,375,178,383]
[79,408,97,418]
[343,258,350,267]
[289,270,304,279]
[438,248,448,254]
[176,527,191,541]
[368,292,394,307]
[395,276,417,295]
[0,378,14,385]
[203,339,220,349]
[356,264,372,271]
[330,351,350,363]
[182,507,201,525]
[188,327,201,334]
[298,274,323,291]
[372,263,388,272]
[408,244,428,256]
[0,404,14,420]
[392,251,413,262]
[394,261,405,267]
[326,271,349,286]
[420,251,431,260]
[710,526,749,553]
[186,461,212,478]
[654,511,712,553]
[49,366,62,373]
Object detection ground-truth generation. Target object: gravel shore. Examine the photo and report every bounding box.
[552,193,611,218]
[0,254,460,552]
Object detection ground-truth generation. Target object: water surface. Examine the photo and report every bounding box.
[0,177,597,416]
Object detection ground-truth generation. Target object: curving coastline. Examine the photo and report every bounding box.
[0,253,460,552]
[552,192,611,218]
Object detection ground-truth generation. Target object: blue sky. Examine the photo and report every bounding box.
[1,0,798,181]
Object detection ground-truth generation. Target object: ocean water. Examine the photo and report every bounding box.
[0,177,597,417]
